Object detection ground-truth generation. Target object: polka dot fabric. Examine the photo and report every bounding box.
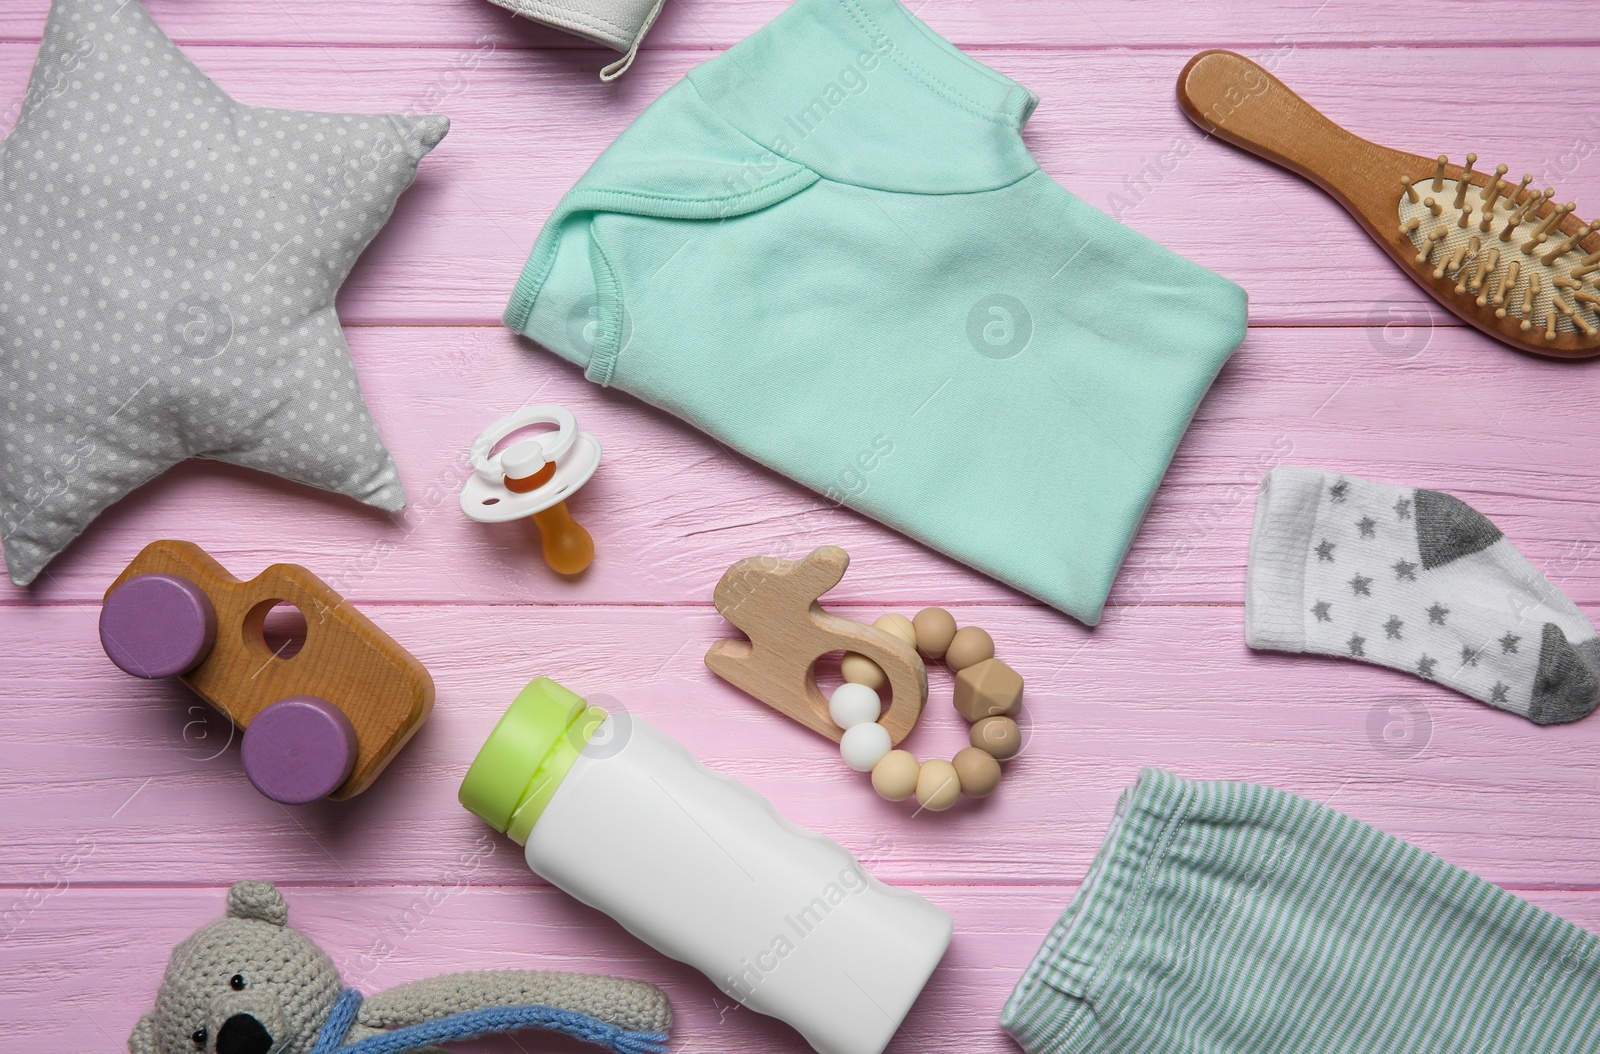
[0,0,448,586]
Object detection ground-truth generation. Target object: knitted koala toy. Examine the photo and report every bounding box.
[129,882,671,1054]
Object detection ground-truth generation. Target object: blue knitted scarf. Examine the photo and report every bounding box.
[309,988,670,1054]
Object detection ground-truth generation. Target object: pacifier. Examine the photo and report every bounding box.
[461,405,602,575]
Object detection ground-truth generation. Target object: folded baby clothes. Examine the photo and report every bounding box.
[504,0,1247,625]
[1002,770,1600,1054]
[485,0,669,80]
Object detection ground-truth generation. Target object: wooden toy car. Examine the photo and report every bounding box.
[99,540,434,804]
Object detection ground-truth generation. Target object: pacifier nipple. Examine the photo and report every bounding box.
[533,503,595,576]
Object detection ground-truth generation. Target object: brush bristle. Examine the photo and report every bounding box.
[1397,156,1599,343]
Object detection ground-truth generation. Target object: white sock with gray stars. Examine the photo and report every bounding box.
[1246,467,1600,725]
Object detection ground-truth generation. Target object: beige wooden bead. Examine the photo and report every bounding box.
[970,715,1022,760]
[945,626,995,672]
[874,613,917,648]
[871,750,921,802]
[952,746,1002,798]
[840,652,888,690]
[952,657,1023,721]
[914,759,961,811]
[912,607,958,659]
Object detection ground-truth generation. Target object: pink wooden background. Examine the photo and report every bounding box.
[5,1,1600,1050]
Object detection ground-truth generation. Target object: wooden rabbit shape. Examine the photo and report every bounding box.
[706,546,928,744]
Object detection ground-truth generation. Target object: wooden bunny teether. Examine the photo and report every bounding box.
[706,546,928,745]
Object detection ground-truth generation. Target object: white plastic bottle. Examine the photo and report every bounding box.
[460,678,952,1054]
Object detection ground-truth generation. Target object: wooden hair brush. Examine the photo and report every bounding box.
[1178,50,1600,360]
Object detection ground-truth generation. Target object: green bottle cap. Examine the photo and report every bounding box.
[458,678,606,845]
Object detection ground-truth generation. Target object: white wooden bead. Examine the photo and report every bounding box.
[828,683,882,730]
[840,722,892,772]
[827,611,1023,808]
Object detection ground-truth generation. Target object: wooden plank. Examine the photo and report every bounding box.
[0,884,1066,1054]
[8,881,1600,1053]
[4,604,1598,889]
[6,46,1600,328]
[5,883,1599,1052]
[4,0,1600,49]
[5,325,1597,609]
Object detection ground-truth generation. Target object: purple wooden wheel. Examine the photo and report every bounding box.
[100,574,217,679]
[240,696,358,804]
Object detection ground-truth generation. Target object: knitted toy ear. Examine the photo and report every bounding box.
[226,881,289,927]
[128,1012,158,1054]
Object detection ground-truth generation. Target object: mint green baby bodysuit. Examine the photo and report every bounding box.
[506,0,1247,624]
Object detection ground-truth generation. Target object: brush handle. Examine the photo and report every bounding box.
[1177,49,1600,360]
[1176,50,1424,220]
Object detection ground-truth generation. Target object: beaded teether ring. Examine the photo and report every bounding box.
[830,608,1023,812]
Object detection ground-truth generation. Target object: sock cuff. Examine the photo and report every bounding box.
[1245,466,1329,653]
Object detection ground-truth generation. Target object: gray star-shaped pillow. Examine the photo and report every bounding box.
[0,0,448,586]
